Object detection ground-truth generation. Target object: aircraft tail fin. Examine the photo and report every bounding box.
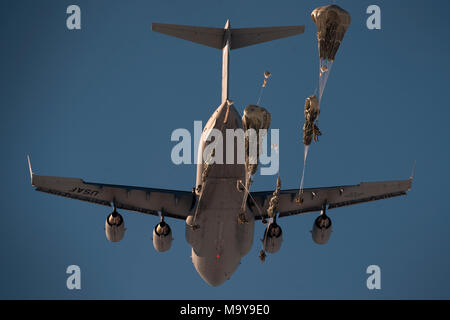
[152,21,305,103]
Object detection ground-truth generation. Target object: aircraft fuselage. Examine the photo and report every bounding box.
[186,101,255,286]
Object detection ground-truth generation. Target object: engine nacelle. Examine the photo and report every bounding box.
[105,211,126,242]
[263,222,283,254]
[153,221,173,252]
[312,214,332,245]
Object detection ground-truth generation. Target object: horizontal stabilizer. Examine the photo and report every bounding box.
[231,25,305,50]
[152,23,224,49]
[152,23,305,50]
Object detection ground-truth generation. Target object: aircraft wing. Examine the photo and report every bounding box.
[249,178,413,220]
[28,160,195,220]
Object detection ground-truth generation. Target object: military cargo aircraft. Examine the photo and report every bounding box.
[28,20,412,286]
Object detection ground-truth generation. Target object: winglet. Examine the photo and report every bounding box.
[409,160,416,181]
[407,160,416,191]
[27,155,34,185]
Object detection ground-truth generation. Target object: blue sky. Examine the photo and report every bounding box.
[1,0,449,299]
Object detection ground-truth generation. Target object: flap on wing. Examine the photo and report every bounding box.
[31,174,195,220]
[250,179,412,220]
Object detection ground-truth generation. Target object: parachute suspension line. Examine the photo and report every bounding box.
[259,220,272,262]
[240,143,278,225]
[240,171,252,212]
[297,5,349,205]
[191,148,216,229]
[317,15,339,104]
[257,71,271,106]
[257,86,264,105]
[299,144,309,195]
[300,58,331,199]
[318,17,341,103]
[299,93,319,197]
[260,173,281,262]
[312,4,350,105]
[239,104,272,224]
[238,177,264,218]
[318,59,333,103]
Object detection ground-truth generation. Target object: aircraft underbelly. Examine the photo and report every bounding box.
[190,178,255,286]
[190,100,255,286]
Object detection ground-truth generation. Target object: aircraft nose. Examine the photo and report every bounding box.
[192,250,236,287]
[201,272,227,287]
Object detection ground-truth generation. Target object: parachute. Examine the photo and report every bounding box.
[262,71,271,88]
[267,176,281,219]
[298,5,350,202]
[242,105,272,176]
[311,4,351,61]
[312,5,351,101]
[242,105,272,132]
[258,70,272,105]
[298,95,321,201]
[311,5,351,62]
[239,105,272,224]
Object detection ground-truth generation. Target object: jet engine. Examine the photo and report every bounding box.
[311,214,332,245]
[263,222,283,254]
[152,220,173,252]
[105,210,126,242]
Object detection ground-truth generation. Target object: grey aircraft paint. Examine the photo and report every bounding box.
[183,21,295,285]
